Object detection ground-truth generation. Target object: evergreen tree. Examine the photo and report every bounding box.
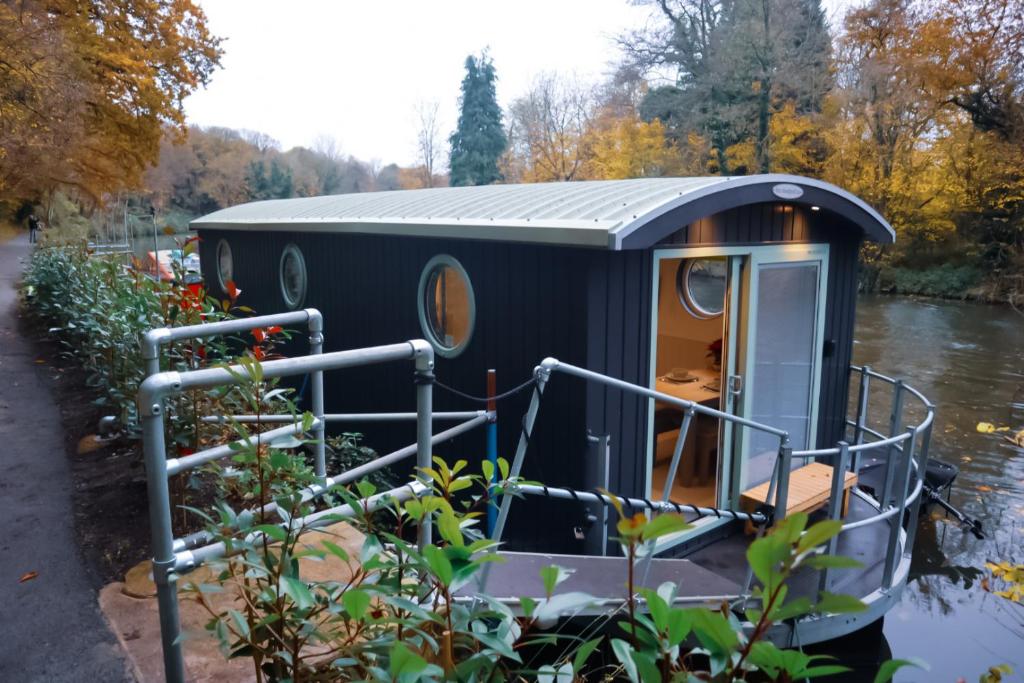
[629,0,832,174]
[449,52,507,186]
[246,159,293,200]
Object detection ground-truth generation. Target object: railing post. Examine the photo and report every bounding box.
[851,365,871,475]
[879,380,905,509]
[485,369,498,536]
[819,441,851,593]
[307,311,326,482]
[662,406,695,501]
[883,428,917,589]
[902,410,933,560]
[774,443,793,523]
[490,361,552,544]
[413,342,435,550]
[140,391,185,683]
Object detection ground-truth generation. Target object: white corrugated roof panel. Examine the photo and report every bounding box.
[190,176,894,247]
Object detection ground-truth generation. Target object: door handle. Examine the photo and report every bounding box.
[728,375,743,397]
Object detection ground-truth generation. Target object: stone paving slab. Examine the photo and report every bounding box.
[100,521,366,682]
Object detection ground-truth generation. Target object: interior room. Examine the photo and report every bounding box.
[651,256,728,508]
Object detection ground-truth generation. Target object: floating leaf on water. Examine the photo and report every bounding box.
[977,422,997,433]
[977,485,993,492]
[18,571,38,583]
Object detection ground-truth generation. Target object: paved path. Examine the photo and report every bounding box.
[0,233,133,681]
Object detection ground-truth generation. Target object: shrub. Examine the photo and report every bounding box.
[183,359,924,682]
[876,263,982,299]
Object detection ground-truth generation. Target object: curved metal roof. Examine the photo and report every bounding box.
[191,175,895,248]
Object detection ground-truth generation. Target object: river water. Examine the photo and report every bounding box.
[852,295,1024,680]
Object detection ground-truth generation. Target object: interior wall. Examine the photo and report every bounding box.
[655,259,723,376]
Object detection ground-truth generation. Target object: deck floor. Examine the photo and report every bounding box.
[684,463,892,601]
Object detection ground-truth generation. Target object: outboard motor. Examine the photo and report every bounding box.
[920,458,985,540]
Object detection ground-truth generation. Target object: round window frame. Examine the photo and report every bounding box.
[417,254,476,359]
[278,243,307,310]
[215,239,233,293]
[676,258,726,320]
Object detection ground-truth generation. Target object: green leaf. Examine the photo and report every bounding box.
[423,544,454,586]
[816,591,867,614]
[280,576,314,610]
[389,641,428,678]
[692,609,740,655]
[873,657,929,683]
[610,638,639,683]
[797,519,843,553]
[632,649,662,683]
[804,554,863,570]
[253,524,287,543]
[520,596,537,618]
[747,535,789,587]
[640,513,692,541]
[804,664,854,678]
[437,511,464,547]
[572,636,603,673]
[540,564,572,598]
[342,588,371,620]
[772,596,813,622]
[320,540,350,563]
[227,609,250,639]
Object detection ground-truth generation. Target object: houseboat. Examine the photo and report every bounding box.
[178,175,936,647]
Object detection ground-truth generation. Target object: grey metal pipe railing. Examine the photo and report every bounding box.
[176,482,430,573]
[200,411,488,424]
[549,359,790,438]
[141,308,328,479]
[172,415,490,552]
[166,420,321,476]
[662,407,695,502]
[139,337,439,683]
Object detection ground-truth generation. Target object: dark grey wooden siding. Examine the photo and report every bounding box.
[198,229,595,552]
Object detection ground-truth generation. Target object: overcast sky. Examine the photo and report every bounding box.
[184,0,852,167]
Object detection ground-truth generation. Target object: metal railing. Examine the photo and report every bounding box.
[138,315,498,683]
[140,330,934,678]
[487,358,934,629]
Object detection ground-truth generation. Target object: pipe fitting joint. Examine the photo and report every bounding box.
[141,327,173,361]
[409,339,435,371]
[138,371,183,417]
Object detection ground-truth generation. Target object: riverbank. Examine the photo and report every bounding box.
[863,264,1024,307]
[0,233,133,681]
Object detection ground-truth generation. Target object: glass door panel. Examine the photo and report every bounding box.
[741,259,824,490]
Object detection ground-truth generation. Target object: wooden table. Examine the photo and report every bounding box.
[655,367,721,407]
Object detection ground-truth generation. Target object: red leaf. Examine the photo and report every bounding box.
[251,328,266,343]
[18,571,38,583]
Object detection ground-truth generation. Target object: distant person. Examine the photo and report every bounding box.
[27,213,40,244]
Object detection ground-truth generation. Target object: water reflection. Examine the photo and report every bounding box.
[851,295,1024,680]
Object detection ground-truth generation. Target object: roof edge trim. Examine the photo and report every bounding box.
[609,174,895,249]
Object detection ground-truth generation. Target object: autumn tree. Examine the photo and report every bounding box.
[413,100,445,188]
[449,52,507,186]
[624,0,832,174]
[0,0,222,207]
[507,74,593,182]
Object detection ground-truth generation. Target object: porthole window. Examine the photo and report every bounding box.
[279,243,307,310]
[417,255,475,358]
[216,239,233,291]
[677,257,726,319]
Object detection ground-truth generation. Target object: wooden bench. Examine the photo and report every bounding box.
[740,462,857,534]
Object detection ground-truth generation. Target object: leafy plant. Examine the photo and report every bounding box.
[182,358,924,683]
